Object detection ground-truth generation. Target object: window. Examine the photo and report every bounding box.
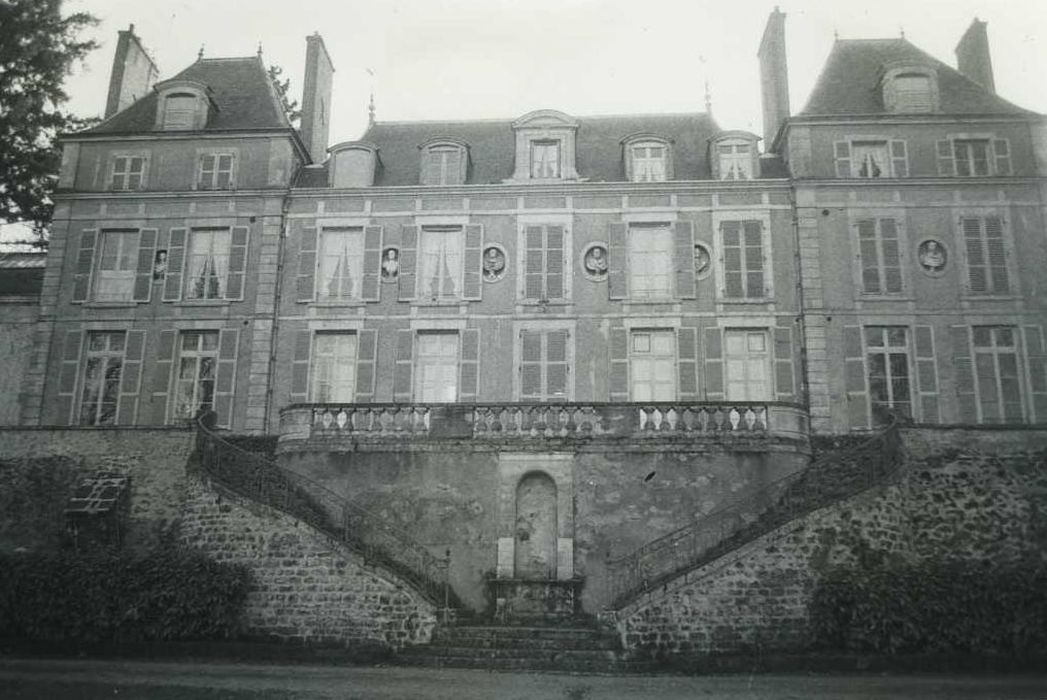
[185,228,232,300]
[198,153,235,190]
[865,327,912,422]
[418,227,463,300]
[631,143,667,182]
[630,330,676,401]
[530,140,560,179]
[962,215,1010,295]
[309,332,357,402]
[94,230,139,301]
[955,139,990,176]
[414,332,459,402]
[717,142,753,180]
[852,142,888,178]
[856,218,903,295]
[628,224,673,300]
[972,326,1024,423]
[519,328,570,401]
[725,330,771,401]
[78,331,125,426]
[162,93,198,130]
[522,224,566,301]
[110,156,146,190]
[892,74,933,113]
[173,331,218,420]
[833,140,908,178]
[937,137,1011,176]
[317,227,365,301]
[720,220,766,299]
[421,144,465,185]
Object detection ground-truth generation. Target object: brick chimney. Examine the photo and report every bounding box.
[955,18,995,94]
[758,7,791,147]
[104,24,159,118]
[300,32,335,164]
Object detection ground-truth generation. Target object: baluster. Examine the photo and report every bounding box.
[728,407,741,431]
[743,407,756,431]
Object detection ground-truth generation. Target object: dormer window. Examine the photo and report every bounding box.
[882,65,939,114]
[530,140,560,179]
[329,142,380,188]
[622,134,673,182]
[508,110,579,182]
[163,93,197,129]
[709,132,760,180]
[153,79,212,131]
[419,139,468,185]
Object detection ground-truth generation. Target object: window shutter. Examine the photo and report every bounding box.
[856,219,880,294]
[843,325,868,429]
[676,327,698,399]
[225,225,249,300]
[742,221,765,297]
[56,329,83,425]
[880,219,903,293]
[149,329,177,424]
[721,221,743,298]
[393,329,414,401]
[673,220,696,299]
[132,228,157,302]
[462,224,484,301]
[773,324,795,401]
[523,225,544,300]
[936,139,955,176]
[607,222,628,300]
[703,327,724,400]
[162,228,187,301]
[914,325,940,423]
[962,217,987,293]
[459,328,480,400]
[833,141,852,177]
[985,216,1009,294]
[71,229,98,302]
[214,328,239,428]
[290,329,312,403]
[117,329,146,425]
[545,225,565,300]
[1023,325,1047,422]
[993,138,1012,175]
[399,225,418,301]
[608,325,629,401]
[296,225,317,302]
[890,140,909,177]
[354,328,378,402]
[545,329,569,400]
[951,325,977,423]
[446,149,463,185]
[361,225,383,301]
[520,329,543,398]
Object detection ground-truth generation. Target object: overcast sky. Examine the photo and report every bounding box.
[61,0,1046,143]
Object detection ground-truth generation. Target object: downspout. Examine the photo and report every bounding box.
[263,188,291,434]
[788,183,812,417]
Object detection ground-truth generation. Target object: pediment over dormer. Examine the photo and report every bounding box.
[512,109,579,130]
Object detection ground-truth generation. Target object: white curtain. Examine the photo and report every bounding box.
[420,229,461,298]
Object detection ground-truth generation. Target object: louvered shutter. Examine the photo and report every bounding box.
[607,222,628,300]
[56,329,83,424]
[676,327,698,399]
[857,219,880,293]
[224,225,249,300]
[936,139,955,176]
[393,329,414,401]
[523,226,544,300]
[162,228,187,301]
[296,225,317,302]
[833,141,852,177]
[520,329,543,398]
[545,225,565,300]
[843,326,868,429]
[459,328,480,400]
[361,225,383,301]
[149,329,177,424]
[290,329,312,403]
[962,217,987,293]
[993,139,1012,175]
[132,229,157,302]
[71,229,98,302]
[1023,325,1047,422]
[722,221,743,298]
[399,225,418,301]
[890,140,909,177]
[546,329,568,400]
[914,325,940,423]
[463,224,484,301]
[117,329,146,425]
[673,220,696,299]
[214,329,239,428]
[773,325,796,401]
[703,327,724,400]
[355,328,378,402]
[880,219,903,293]
[985,216,1009,294]
[608,325,629,400]
[951,325,977,423]
[743,221,765,297]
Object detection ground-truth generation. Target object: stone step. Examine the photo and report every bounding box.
[396,652,656,673]
[402,645,620,662]
[428,634,620,651]
[435,625,614,643]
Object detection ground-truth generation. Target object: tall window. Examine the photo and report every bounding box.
[185,228,232,300]
[530,140,560,179]
[851,142,888,178]
[628,224,672,299]
[972,326,1024,423]
[721,220,765,299]
[110,156,146,190]
[422,145,464,185]
[414,332,458,402]
[94,230,139,301]
[857,218,903,294]
[317,228,364,300]
[78,331,125,426]
[522,224,565,301]
[173,331,218,420]
[630,330,675,401]
[418,227,462,300]
[725,330,771,401]
[519,328,569,401]
[954,139,991,176]
[309,332,357,402]
[962,216,1009,295]
[198,153,235,190]
[717,142,752,180]
[631,143,667,182]
[865,326,912,422]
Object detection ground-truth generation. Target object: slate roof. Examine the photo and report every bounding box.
[296,112,726,187]
[800,38,1033,117]
[82,56,290,135]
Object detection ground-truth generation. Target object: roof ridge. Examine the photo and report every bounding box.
[372,111,710,127]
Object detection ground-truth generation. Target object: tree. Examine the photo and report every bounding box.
[267,65,301,126]
[0,0,97,240]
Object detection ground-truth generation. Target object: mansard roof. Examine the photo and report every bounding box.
[295,112,722,187]
[81,56,290,135]
[800,38,1033,117]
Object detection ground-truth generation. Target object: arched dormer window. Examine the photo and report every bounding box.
[153,79,213,131]
[621,134,673,182]
[710,131,760,180]
[328,141,380,188]
[418,138,469,186]
[882,64,939,114]
[508,110,580,182]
